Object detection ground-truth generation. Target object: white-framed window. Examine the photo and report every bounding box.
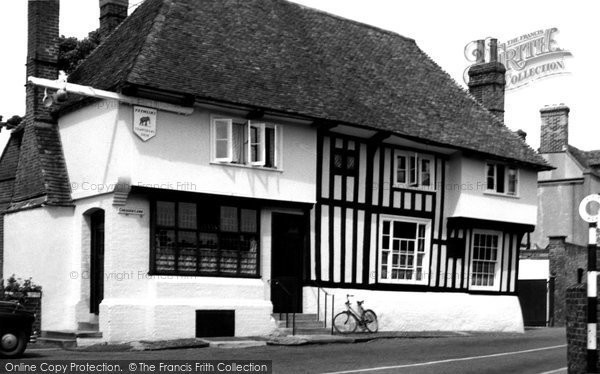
[469,230,502,290]
[486,163,518,196]
[211,116,279,168]
[394,151,434,189]
[378,215,431,285]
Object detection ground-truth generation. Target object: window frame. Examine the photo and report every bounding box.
[211,115,280,169]
[377,215,431,285]
[468,229,502,291]
[393,150,435,190]
[485,163,519,197]
[150,198,261,278]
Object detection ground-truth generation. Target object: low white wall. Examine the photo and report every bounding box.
[303,286,524,333]
[518,259,549,280]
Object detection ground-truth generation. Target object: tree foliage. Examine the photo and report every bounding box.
[58,29,101,74]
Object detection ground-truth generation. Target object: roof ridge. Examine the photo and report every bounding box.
[283,0,415,43]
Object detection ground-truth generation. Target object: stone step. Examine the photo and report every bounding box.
[293,327,332,335]
[77,322,99,331]
[272,313,318,322]
[276,320,325,328]
[42,330,103,340]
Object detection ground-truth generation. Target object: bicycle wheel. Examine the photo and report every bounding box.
[363,310,378,333]
[333,311,358,334]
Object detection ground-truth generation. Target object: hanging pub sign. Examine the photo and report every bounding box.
[133,106,157,141]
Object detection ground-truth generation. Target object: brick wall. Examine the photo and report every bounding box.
[549,236,590,326]
[565,280,600,373]
[540,105,569,153]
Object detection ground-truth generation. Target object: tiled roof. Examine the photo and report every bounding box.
[0,130,23,210]
[68,0,549,169]
[569,145,600,168]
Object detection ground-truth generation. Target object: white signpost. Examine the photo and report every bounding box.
[579,194,600,373]
[133,106,157,141]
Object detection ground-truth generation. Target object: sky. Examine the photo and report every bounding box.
[0,0,598,154]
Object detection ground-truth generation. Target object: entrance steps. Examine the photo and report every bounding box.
[272,313,332,335]
[37,323,102,348]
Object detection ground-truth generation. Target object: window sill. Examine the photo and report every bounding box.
[392,184,436,192]
[148,271,262,279]
[378,279,428,286]
[483,191,520,199]
[210,161,283,173]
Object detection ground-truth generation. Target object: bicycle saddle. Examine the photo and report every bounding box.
[357,300,364,305]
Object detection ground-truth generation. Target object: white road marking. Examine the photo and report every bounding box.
[320,344,567,374]
[538,368,567,374]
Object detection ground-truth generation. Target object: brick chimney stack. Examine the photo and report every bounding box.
[26,0,60,122]
[468,38,507,122]
[100,0,129,40]
[540,104,570,153]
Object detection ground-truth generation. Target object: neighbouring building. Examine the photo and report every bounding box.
[0,0,551,343]
[527,104,600,326]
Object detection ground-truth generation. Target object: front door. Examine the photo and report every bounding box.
[90,211,105,315]
[271,213,306,313]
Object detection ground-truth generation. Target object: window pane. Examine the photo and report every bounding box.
[396,156,406,184]
[250,125,261,163]
[178,231,197,273]
[421,159,431,186]
[156,201,175,226]
[199,232,218,273]
[508,168,518,195]
[199,203,219,232]
[240,209,257,233]
[409,156,417,185]
[220,206,238,232]
[486,164,495,190]
[334,153,343,169]
[216,139,229,159]
[231,122,246,164]
[496,165,505,193]
[347,155,356,170]
[155,229,175,272]
[265,127,275,168]
[178,202,197,229]
[383,221,390,235]
[393,221,417,239]
[215,121,228,139]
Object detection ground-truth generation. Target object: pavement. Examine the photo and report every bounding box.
[30,330,473,352]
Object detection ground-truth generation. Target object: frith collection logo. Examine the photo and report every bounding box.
[464,28,572,90]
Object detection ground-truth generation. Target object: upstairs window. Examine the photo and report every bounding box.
[212,117,278,168]
[332,142,358,176]
[394,151,434,188]
[486,163,518,196]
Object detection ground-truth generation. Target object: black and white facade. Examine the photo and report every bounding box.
[0,0,551,342]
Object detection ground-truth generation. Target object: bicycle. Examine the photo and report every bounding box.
[333,294,378,333]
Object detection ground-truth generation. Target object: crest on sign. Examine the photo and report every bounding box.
[133,106,157,141]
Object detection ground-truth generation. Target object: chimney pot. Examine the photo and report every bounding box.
[490,38,498,62]
[516,129,527,141]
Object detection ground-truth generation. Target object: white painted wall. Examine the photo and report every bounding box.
[518,259,549,280]
[3,206,78,331]
[445,154,538,225]
[59,101,317,204]
[303,286,524,332]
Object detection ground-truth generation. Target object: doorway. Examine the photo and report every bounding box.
[271,213,306,313]
[90,210,105,315]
